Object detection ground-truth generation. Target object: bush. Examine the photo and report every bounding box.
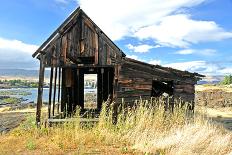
[2,97,20,104]
[220,75,232,85]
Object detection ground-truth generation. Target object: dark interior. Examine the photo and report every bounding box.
[151,80,174,97]
[61,67,114,115]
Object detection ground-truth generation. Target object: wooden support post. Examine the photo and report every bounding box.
[101,68,104,103]
[108,68,110,96]
[61,68,66,113]
[48,67,54,119]
[57,67,61,114]
[36,57,45,127]
[52,67,58,116]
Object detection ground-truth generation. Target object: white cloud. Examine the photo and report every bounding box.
[134,14,232,48]
[127,54,162,66]
[175,49,195,55]
[78,0,206,41]
[219,67,232,75]
[54,0,68,4]
[175,48,217,56]
[0,38,38,54]
[126,44,156,53]
[127,54,139,60]
[0,37,39,69]
[164,61,207,72]
[148,59,162,65]
[163,60,232,75]
[78,0,232,47]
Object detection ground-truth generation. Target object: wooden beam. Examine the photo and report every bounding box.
[57,67,61,114]
[48,67,54,119]
[52,67,58,116]
[36,57,45,127]
[94,32,99,64]
[61,68,67,113]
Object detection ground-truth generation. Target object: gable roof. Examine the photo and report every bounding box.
[32,7,125,58]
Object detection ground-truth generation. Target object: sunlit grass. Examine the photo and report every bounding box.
[0,98,232,154]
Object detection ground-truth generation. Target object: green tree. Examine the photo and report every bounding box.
[220,74,232,85]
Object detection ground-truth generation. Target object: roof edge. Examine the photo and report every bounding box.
[124,57,205,79]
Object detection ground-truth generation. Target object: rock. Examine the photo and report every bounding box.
[196,90,232,108]
[0,127,10,134]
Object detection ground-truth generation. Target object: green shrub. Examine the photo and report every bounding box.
[2,97,20,104]
[26,139,36,150]
[220,74,232,85]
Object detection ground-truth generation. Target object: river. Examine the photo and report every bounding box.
[0,88,97,103]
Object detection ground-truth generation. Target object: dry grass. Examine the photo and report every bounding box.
[196,84,232,93]
[0,98,232,154]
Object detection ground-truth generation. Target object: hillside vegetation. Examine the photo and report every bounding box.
[0,98,232,154]
[220,75,232,85]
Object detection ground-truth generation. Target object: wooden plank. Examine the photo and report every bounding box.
[174,84,195,94]
[98,37,103,65]
[94,32,99,64]
[52,67,58,116]
[61,68,67,113]
[48,118,99,124]
[65,68,73,87]
[56,38,61,66]
[61,35,67,64]
[117,90,151,98]
[48,67,54,119]
[36,57,45,126]
[57,67,61,114]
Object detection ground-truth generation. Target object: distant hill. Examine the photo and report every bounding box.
[0,69,49,79]
[198,75,224,85]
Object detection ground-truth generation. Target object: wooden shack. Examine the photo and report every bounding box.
[32,7,203,124]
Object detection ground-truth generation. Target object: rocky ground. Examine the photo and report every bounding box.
[0,104,36,134]
[196,85,232,131]
[196,85,232,108]
[0,112,26,133]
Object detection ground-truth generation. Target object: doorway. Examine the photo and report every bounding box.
[84,74,97,109]
[61,67,114,115]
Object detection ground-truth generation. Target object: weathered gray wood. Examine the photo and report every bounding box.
[48,67,54,119]
[57,67,61,114]
[52,67,58,116]
[36,57,45,126]
[48,118,99,124]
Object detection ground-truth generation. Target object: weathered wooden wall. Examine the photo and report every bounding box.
[173,83,195,102]
[115,58,197,104]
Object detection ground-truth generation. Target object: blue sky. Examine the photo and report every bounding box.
[0,0,232,77]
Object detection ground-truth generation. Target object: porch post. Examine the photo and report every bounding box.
[36,56,45,127]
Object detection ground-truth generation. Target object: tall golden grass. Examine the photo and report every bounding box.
[0,98,232,154]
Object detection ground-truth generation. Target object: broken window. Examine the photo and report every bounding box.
[151,80,174,97]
